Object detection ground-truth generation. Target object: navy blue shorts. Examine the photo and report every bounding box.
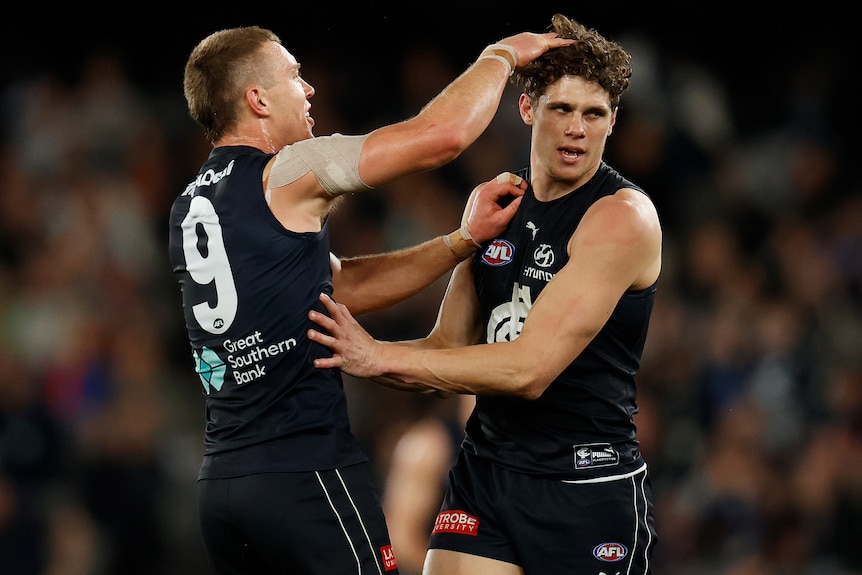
[428,450,657,574]
[199,463,399,574]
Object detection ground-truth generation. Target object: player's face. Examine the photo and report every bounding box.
[266,45,316,145]
[519,75,615,192]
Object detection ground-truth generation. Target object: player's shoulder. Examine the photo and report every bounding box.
[585,188,659,243]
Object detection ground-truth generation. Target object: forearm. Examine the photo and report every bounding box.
[359,61,512,187]
[358,33,569,186]
[333,231,476,316]
[373,340,542,398]
[416,54,513,150]
[308,292,560,398]
[364,334,468,394]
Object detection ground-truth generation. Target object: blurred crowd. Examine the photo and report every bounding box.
[1,26,860,575]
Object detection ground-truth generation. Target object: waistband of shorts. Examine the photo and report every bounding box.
[559,461,648,484]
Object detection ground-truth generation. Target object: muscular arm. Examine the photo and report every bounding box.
[330,237,462,317]
[346,257,483,394]
[265,33,571,233]
[358,33,571,187]
[310,189,662,397]
[331,174,525,315]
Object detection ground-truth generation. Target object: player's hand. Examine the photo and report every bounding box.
[496,32,574,69]
[462,172,526,244]
[309,293,384,379]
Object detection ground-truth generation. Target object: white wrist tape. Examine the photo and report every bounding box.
[478,54,514,74]
[479,43,518,75]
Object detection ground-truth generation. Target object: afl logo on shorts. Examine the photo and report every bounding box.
[481,239,515,266]
[593,542,628,562]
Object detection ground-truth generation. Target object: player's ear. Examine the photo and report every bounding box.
[518,93,534,126]
[247,87,269,116]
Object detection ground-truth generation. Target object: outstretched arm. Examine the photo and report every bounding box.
[310,188,662,397]
[264,33,570,233]
[357,33,573,187]
[331,173,525,315]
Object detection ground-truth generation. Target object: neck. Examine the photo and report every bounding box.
[530,161,603,201]
[216,133,276,152]
[217,118,278,152]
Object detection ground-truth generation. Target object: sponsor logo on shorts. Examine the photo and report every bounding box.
[481,239,515,266]
[593,542,628,562]
[431,510,479,536]
[380,544,397,571]
[574,443,620,469]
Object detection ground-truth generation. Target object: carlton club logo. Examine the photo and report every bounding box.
[481,239,515,266]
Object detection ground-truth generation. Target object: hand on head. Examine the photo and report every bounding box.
[496,32,575,70]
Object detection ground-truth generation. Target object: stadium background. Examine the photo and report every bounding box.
[1,5,859,574]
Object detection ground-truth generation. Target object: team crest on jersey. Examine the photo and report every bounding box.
[481,239,515,266]
[487,283,532,343]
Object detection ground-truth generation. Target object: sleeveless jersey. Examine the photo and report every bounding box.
[465,162,656,479]
[168,146,366,479]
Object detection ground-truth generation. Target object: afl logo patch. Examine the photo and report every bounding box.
[593,542,627,562]
[481,239,515,266]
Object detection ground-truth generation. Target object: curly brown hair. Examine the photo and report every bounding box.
[512,14,632,109]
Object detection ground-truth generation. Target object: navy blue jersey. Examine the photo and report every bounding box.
[465,162,656,479]
[168,146,366,478]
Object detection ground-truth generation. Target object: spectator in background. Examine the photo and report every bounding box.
[382,395,474,575]
[0,13,857,575]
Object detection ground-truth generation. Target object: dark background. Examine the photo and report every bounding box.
[3,6,850,86]
[2,5,853,145]
[1,5,858,575]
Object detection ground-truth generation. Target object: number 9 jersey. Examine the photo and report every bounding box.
[168,146,367,480]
